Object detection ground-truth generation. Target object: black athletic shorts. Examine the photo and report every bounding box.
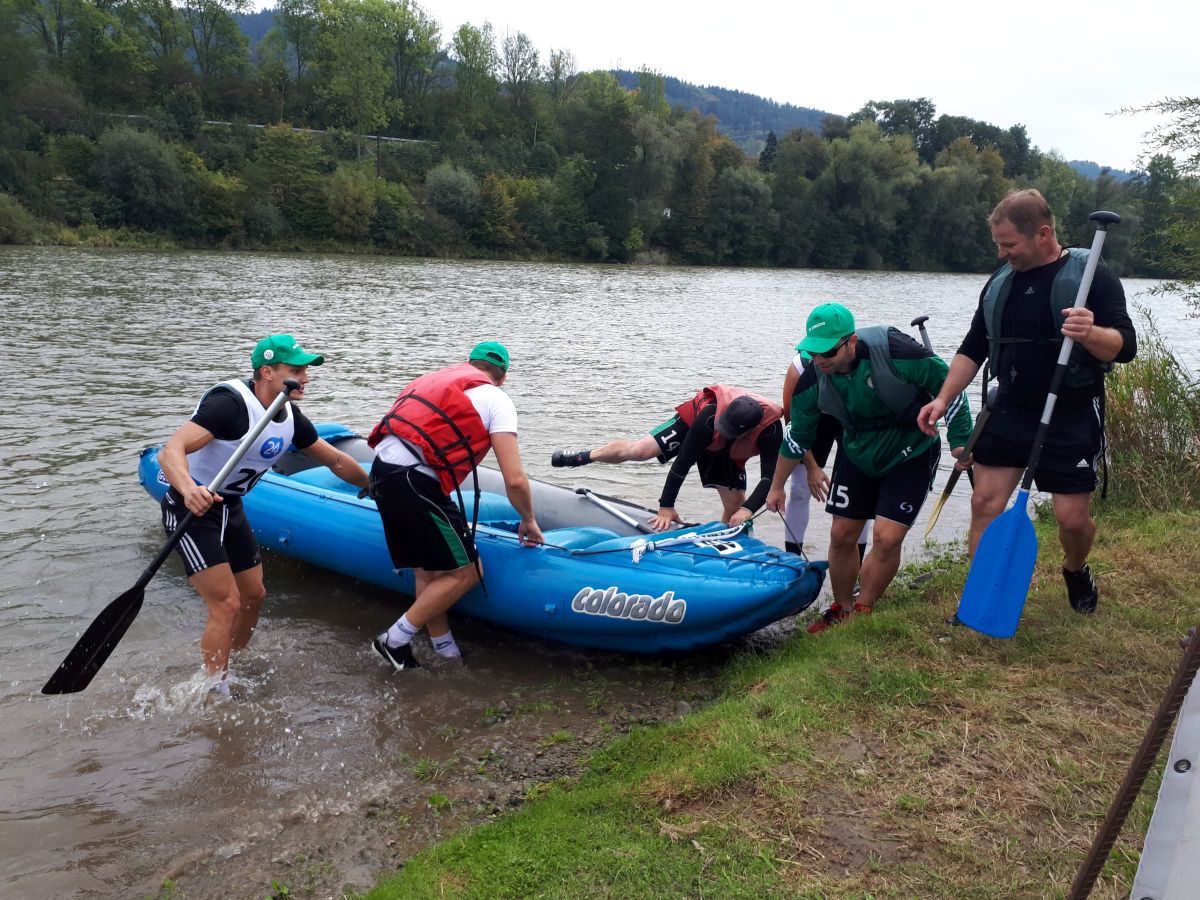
[161,489,261,577]
[650,414,747,493]
[972,397,1101,494]
[826,443,939,528]
[370,458,479,573]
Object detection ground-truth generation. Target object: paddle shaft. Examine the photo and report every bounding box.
[1067,627,1200,899]
[576,488,655,534]
[1017,215,1118,494]
[923,386,998,538]
[910,315,933,352]
[41,379,300,695]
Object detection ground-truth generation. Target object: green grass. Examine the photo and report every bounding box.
[362,503,1200,899]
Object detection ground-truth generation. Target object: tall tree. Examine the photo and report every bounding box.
[500,29,538,120]
[450,21,498,134]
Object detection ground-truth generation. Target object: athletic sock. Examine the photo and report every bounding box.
[431,632,461,658]
[386,614,419,647]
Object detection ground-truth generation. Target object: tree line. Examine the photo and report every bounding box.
[0,0,1189,277]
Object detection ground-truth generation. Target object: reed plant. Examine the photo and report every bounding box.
[1103,313,1200,509]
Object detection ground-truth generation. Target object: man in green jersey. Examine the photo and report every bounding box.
[767,303,972,633]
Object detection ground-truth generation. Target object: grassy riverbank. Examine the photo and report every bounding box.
[361,504,1200,899]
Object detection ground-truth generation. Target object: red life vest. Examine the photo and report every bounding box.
[674,385,783,464]
[368,363,495,494]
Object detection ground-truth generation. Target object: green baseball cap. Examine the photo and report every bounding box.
[797,303,856,354]
[251,334,325,368]
[469,340,509,372]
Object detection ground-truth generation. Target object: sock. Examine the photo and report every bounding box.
[386,614,419,647]
[579,450,592,465]
[431,632,461,658]
[785,541,802,555]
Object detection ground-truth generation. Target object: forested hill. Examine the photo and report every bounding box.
[610,70,830,154]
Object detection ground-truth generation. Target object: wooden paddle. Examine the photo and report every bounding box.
[923,386,998,538]
[955,211,1121,638]
[41,379,301,695]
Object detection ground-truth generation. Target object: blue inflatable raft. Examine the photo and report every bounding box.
[137,424,826,653]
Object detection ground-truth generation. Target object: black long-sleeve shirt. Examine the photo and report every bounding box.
[658,403,783,511]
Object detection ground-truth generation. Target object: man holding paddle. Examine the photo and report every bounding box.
[918,189,1136,618]
[767,304,972,633]
[158,335,369,696]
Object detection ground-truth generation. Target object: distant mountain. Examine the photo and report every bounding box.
[1068,160,1136,182]
[234,9,276,54]
[611,70,832,154]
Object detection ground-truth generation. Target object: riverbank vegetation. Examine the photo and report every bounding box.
[351,348,1199,897]
[0,0,1190,274]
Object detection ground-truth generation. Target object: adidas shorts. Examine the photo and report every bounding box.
[161,489,261,577]
[972,396,1102,494]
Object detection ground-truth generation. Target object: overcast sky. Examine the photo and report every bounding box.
[420,0,1193,172]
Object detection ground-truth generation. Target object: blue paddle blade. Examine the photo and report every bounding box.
[956,489,1038,638]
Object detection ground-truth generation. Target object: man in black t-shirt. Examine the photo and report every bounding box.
[157,334,368,696]
[919,190,1137,616]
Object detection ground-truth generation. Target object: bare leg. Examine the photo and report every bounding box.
[828,516,866,608]
[588,434,662,464]
[404,564,481,633]
[715,486,748,524]
[855,517,909,609]
[230,564,267,650]
[968,464,1023,558]
[1052,492,1096,571]
[189,563,243,677]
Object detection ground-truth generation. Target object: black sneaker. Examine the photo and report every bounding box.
[373,633,420,670]
[551,449,590,468]
[1063,564,1099,614]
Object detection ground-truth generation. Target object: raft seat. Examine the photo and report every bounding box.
[545,526,621,550]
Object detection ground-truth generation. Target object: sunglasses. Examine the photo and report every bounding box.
[812,337,849,359]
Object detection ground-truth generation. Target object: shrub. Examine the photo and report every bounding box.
[424,163,480,227]
[0,192,41,243]
[1104,313,1200,509]
[92,126,185,231]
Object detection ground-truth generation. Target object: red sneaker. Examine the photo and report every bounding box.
[807,602,852,634]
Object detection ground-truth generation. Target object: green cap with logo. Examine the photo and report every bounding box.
[469,340,510,372]
[251,334,325,369]
[796,303,856,355]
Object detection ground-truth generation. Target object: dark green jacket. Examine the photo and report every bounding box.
[783,329,972,478]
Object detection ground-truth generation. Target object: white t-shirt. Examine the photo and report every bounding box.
[792,352,806,375]
[375,383,518,479]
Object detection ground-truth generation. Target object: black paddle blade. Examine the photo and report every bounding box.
[41,584,146,694]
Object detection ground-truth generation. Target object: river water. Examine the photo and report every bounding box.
[0,247,1183,897]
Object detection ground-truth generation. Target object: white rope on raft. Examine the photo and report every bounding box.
[629,523,748,564]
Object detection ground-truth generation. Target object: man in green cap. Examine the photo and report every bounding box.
[766,305,972,633]
[366,341,543,670]
[158,334,369,697]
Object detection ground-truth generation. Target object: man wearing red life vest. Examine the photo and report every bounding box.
[551,385,784,532]
[366,341,543,670]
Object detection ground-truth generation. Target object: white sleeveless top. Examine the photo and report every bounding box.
[186,379,296,496]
